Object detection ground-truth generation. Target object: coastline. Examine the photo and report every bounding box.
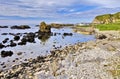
[0,30,120,79]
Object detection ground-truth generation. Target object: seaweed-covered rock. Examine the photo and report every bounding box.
[39,22,51,33]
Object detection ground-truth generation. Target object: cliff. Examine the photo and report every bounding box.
[92,12,120,24]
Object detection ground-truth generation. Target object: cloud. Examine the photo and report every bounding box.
[0,0,120,24]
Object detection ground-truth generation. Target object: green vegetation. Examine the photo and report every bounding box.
[93,12,120,24]
[95,14,112,21]
[95,23,120,31]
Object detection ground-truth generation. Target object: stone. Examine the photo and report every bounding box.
[0,43,5,49]
[14,36,20,41]
[11,25,30,29]
[1,50,13,57]
[39,22,51,33]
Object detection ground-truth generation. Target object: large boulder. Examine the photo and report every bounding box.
[39,22,51,33]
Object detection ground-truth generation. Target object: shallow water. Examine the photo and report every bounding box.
[0,25,95,70]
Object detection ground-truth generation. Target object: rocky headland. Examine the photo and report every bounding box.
[92,12,120,24]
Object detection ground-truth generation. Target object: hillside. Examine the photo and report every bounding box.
[92,12,120,24]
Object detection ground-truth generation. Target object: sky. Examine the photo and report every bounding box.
[0,0,120,25]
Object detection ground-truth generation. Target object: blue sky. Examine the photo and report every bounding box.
[0,0,120,25]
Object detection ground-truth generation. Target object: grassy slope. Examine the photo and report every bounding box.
[95,23,120,31]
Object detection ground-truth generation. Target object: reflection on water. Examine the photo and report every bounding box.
[0,26,95,70]
[38,33,51,43]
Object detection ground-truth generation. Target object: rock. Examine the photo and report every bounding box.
[2,38,9,43]
[14,36,20,41]
[17,52,22,55]
[0,26,8,28]
[10,41,17,47]
[39,22,51,33]
[1,33,8,35]
[96,34,107,39]
[0,43,5,49]
[1,50,13,57]
[18,41,26,45]
[63,33,73,36]
[11,25,30,29]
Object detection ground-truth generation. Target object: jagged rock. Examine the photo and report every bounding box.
[39,22,51,33]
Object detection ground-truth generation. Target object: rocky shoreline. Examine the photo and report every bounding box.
[0,31,120,79]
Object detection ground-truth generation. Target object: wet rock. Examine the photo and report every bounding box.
[1,50,13,57]
[14,36,20,41]
[0,26,8,28]
[1,33,8,35]
[10,41,17,47]
[11,25,30,29]
[97,34,107,39]
[18,41,26,45]
[2,38,9,43]
[39,22,51,33]
[17,52,22,55]
[0,43,5,49]
[63,33,73,36]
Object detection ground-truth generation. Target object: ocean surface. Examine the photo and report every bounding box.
[0,25,95,70]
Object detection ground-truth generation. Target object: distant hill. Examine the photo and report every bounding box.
[92,12,120,24]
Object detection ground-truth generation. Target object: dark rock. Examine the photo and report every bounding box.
[14,36,20,41]
[11,25,30,29]
[97,34,107,39]
[0,43,5,49]
[18,41,26,45]
[1,33,8,35]
[10,41,17,47]
[1,50,13,57]
[0,26,8,28]
[2,38,9,43]
[63,33,73,36]
[17,52,22,55]
[21,32,35,43]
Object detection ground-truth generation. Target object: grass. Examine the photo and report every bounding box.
[95,23,120,31]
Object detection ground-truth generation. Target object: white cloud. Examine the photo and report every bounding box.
[0,0,120,23]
